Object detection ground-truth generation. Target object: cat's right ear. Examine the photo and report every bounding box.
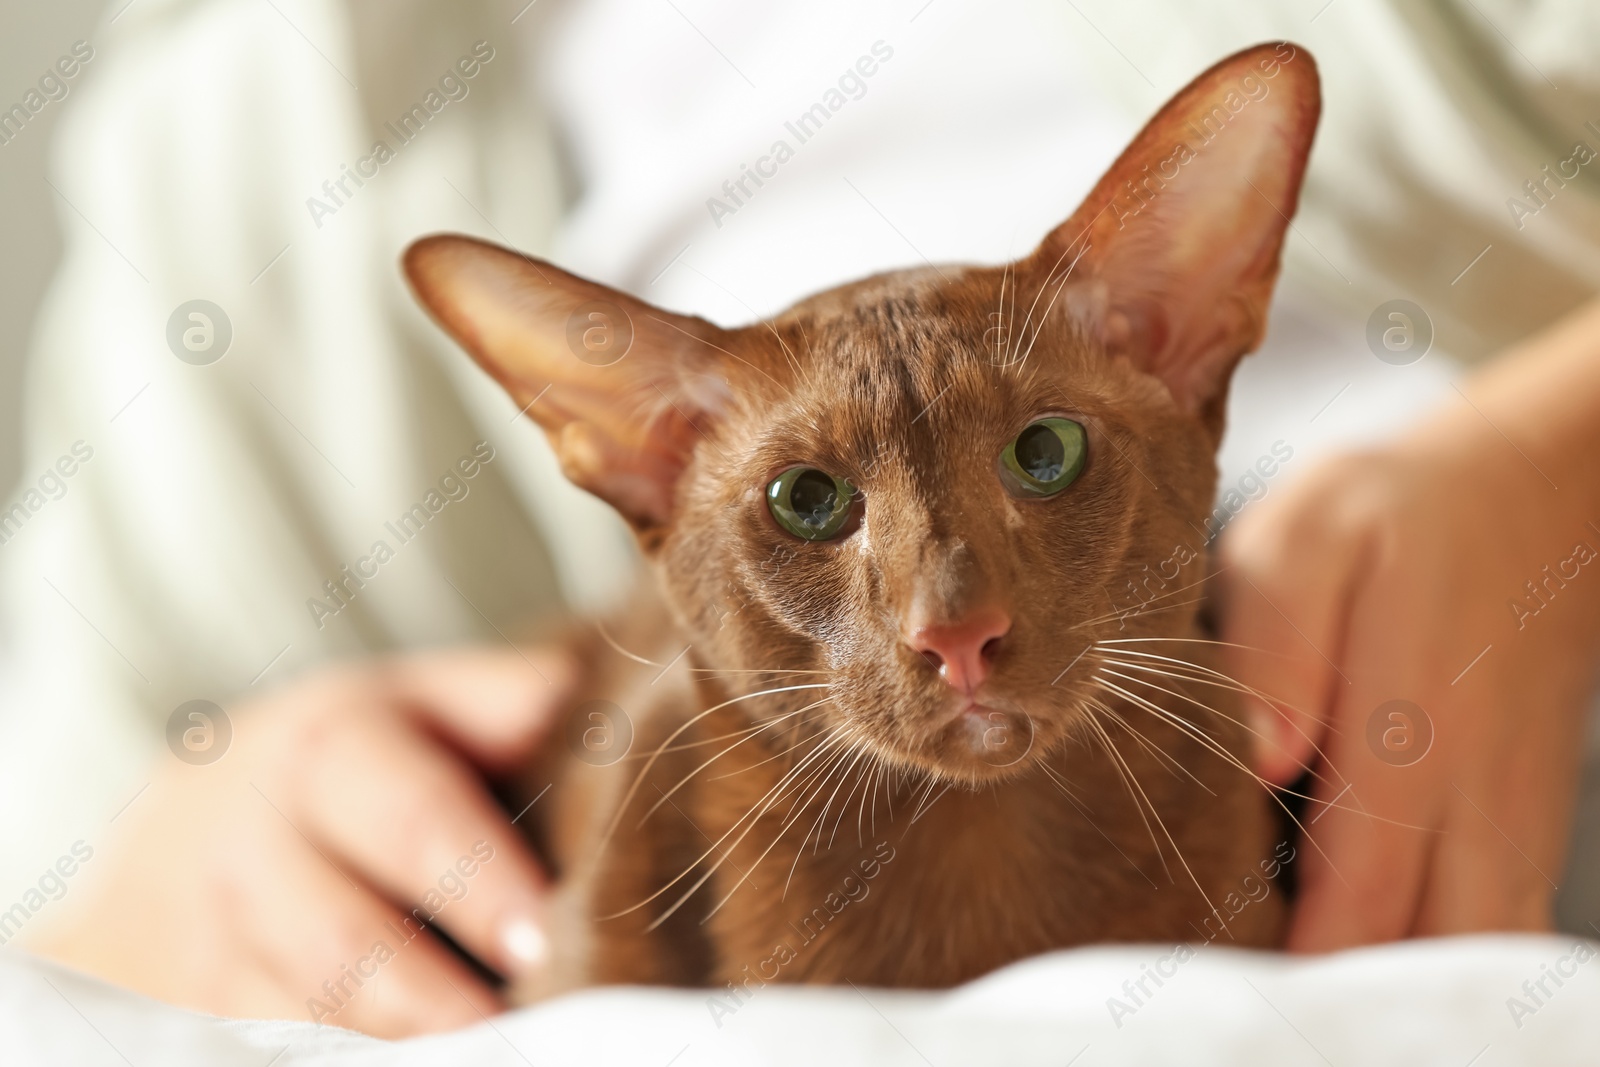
[404,235,735,533]
[1031,41,1320,439]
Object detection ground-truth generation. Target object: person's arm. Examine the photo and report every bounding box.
[1221,295,1600,949]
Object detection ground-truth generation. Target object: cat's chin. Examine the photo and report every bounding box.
[911,697,1047,783]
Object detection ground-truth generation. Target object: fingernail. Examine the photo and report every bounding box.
[500,915,549,973]
[1248,701,1281,765]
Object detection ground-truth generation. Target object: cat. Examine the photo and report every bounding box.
[404,41,1321,998]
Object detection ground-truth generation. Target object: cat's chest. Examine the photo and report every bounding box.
[692,757,1145,988]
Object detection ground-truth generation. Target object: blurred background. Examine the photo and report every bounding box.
[0,1,105,492]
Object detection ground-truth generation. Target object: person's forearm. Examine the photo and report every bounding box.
[1414,296,1600,525]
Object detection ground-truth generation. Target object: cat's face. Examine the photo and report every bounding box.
[652,269,1217,780]
[406,42,1320,783]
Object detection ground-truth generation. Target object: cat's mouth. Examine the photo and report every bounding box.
[914,692,1042,779]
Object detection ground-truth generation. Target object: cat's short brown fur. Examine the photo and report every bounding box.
[405,42,1321,997]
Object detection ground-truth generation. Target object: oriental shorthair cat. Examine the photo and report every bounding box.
[404,42,1322,998]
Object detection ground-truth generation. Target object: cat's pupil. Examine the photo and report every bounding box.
[1015,423,1065,482]
[790,469,839,528]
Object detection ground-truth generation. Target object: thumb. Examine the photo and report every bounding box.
[1216,501,1357,786]
[384,645,579,774]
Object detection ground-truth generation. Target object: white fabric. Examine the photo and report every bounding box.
[6,935,1598,1065]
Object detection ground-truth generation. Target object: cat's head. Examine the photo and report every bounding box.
[406,43,1319,784]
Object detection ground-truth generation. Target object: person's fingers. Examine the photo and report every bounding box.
[1411,673,1577,937]
[1284,585,1440,951]
[382,645,577,774]
[1286,780,1435,951]
[288,709,552,981]
[1411,784,1556,937]
[1218,487,1364,785]
[227,821,504,1038]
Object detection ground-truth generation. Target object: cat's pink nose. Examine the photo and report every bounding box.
[907,607,1011,695]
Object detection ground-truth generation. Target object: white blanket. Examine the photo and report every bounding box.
[6,936,1596,1065]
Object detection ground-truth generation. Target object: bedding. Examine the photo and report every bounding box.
[6,935,1595,1065]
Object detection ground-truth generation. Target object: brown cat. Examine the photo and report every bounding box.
[404,41,1321,998]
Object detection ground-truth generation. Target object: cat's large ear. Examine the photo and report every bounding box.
[404,235,735,533]
[1033,41,1320,435]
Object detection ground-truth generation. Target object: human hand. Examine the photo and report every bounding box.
[27,646,572,1037]
[1219,400,1600,952]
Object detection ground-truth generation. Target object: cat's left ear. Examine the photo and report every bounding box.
[404,235,735,533]
[1032,41,1321,436]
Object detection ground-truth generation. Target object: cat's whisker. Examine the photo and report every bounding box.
[1092,700,1216,794]
[1097,635,1297,659]
[906,774,939,827]
[1015,243,1089,369]
[852,751,884,847]
[1090,671,1410,896]
[697,731,866,921]
[831,748,878,851]
[594,618,665,667]
[756,316,803,380]
[598,682,834,858]
[994,256,1021,370]
[789,316,822,393]
[1089,647,1339,787]
[635,700,831,826]
[622,704,828,760]
[604,723,852,924]
[648,309,783,389]
[908,774,954,827]
[1011,229,1091,367]
[782,744,855,872]
[688,666,836,675]
[1095,658,1430,835]
[1039,762,1081,804]
[869,757,890,837]
[821,746,877,852]
[1040,761,1161,890]
[1067,564,1233,633]
[1090,673,1358,889]
[1007,257,1020,370]
[1084,698,1231,933]
[1094,673,1267,787]
[701,703,838,782]
[1068,594,1211,633]
[1079,707,1178,887]
[786,744,872,898]
[991,259,1008,365]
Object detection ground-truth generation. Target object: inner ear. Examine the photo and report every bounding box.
[404,235,737,534]
[1028,41,1321,437]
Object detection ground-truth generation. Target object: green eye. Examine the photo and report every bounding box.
[766,467,857,541]
[999,417,1087,497]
